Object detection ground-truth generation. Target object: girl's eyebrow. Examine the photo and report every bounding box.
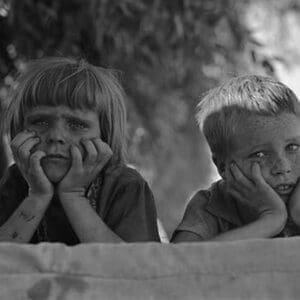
[26,112,91,124]
[26,113,53,121]
[63,114,94,126]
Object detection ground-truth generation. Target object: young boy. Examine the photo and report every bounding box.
[0,57,160,245]
[172,75,300,242]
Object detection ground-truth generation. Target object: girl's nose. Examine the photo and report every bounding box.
[45,125,66,144]
[271,155,292,176]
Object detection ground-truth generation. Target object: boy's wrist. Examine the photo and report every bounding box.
[257,196,286,217]
[289,208,300,226]
[258,209,287,234]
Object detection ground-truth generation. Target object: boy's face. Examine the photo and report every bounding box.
[225,112,300,202]
[24,105,101,183]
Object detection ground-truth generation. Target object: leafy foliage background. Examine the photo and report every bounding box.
[0,0,295,236]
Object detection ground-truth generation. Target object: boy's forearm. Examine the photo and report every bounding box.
[209,212,287,241]
[0,196,51,243]
[60,195,123,243]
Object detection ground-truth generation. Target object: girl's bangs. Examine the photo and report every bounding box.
[21,67,102,112]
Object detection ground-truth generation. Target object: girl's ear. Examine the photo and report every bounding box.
[212,155,226,179]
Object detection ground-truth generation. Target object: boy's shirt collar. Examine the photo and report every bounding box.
[205,180,257,226]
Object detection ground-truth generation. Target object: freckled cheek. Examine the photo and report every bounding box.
[260,154,300,180]
[257,160,274,180]
[234,159,269,180]
[291,154,300,178]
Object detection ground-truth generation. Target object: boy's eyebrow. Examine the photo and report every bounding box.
[247,136,300,152]
[286,136,300,142]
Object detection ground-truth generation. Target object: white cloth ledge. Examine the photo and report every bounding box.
[0,238,300,299]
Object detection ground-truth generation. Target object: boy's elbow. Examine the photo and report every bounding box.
[171,231,203,243]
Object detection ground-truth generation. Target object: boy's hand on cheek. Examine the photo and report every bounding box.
[227,162,287,220]
[10,130,53,199]
[288,179,300,225]
[57,138,113,198]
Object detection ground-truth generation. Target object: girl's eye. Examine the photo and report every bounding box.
[68,121,87,130]
[286,143,300,152]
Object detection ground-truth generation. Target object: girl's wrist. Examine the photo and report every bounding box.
[26,194,52,211]
[58,190,86,202]
[28,191,53,202]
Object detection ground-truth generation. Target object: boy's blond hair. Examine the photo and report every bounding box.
[196,75,300,161]
[4,57,127,164]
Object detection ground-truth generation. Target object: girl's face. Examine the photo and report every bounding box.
[23,105,101,183]
[225,112,300,202]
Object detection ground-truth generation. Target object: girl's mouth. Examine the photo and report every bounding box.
[44,154,68,162]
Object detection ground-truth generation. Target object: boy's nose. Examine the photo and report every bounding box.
[271,155,292,176]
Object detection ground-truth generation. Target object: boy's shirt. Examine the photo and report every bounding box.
[0,163,160,245]
[173,180,300,240]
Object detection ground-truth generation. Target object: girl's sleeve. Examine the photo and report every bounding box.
[0,165,27,226]
[103,175,161,243]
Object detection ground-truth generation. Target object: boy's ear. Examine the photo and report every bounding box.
[212,155,226,179]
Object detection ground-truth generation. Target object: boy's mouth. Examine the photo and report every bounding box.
[273,183,295,195]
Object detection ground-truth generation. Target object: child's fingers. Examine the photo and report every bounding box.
[17,137,40,162]
[92,138,113,163]
[81,139,97,164]
[69,145,82,170]
[251,162,267,186]
[230,162,252,188]
[28,150,46,173]
[225,164,242,192]
[10,131,36,155]
[227,186,245,203]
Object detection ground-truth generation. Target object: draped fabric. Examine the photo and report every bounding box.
[1,238,300,299]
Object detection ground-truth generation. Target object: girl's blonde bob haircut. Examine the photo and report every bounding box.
[4,56,127,164]
[196,75,300,161]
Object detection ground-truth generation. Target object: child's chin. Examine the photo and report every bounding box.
[42,161,69,183]
[45,172,66,183]
[43,167,68,183]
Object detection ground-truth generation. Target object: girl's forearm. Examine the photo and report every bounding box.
[0,196,51,243]
[60,195,123,243]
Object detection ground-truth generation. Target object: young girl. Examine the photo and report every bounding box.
[0,57,160,245]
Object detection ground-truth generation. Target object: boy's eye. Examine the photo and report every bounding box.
[31,119,49,127]
[249,151,267,159]
[286,143,300,152]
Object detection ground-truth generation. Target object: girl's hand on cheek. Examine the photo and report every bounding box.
[226,162,286,219]
[57,138,113,198]
[10,130,53,199]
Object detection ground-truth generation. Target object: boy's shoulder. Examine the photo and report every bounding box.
[187,180,223,209]
[186,180,242,226]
